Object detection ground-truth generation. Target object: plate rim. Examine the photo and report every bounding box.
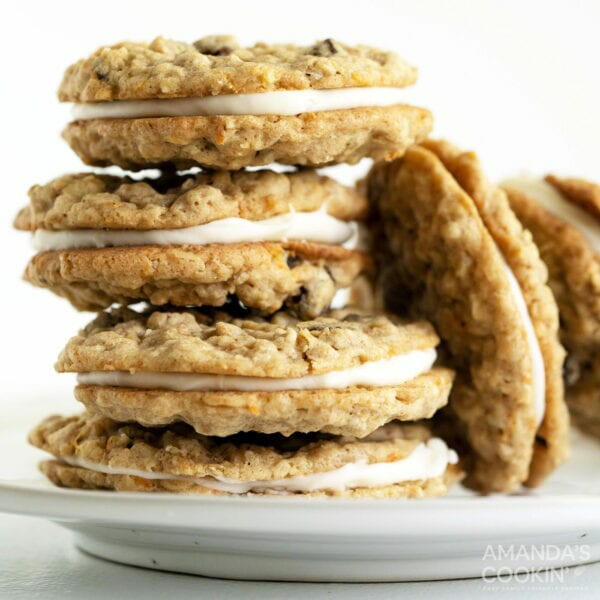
[2,479,600,537]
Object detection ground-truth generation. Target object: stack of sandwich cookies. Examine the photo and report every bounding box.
[29,308,460,497]
[22,36,464,498]
[16,169,370,317]
[60,36,432,170]
[367,141,569,492]
[502,175,600,438]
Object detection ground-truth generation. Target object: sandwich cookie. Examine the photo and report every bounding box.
[502,175,600,438]
[367,141,569,492]
[16,169,369,318]
[60,36,432,170]
[30,415,462,497]
[58,307,454,438]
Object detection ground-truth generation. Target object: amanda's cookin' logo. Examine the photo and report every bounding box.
[481,544,591,584]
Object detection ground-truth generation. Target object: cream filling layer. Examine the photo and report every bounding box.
[76,348,437,392]
[32,209,359,252]
[59,438,458,494]
[329,287,351,309]
[501,260,546,427]
[71,87,409,120]
[503,177,600,254]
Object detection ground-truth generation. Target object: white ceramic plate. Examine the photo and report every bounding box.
[1,388,600,582]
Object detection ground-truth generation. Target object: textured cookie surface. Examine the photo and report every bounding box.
[422,141,568,488]
[63,106,432,171]
[59,36,417,102]
[31,414,461,497]
[75,367,454,438]
[504,183,600,353]
[57,307,439,378]
[25,242,369,317]
[368,146,542,493]
[15,169,366,232]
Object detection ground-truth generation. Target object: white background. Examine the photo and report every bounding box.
[1,1,599,597]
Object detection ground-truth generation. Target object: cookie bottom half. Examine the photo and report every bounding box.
[40,459,461,498]
[63,105,432,171]
[75,367,454,438]
[25,241,369,318]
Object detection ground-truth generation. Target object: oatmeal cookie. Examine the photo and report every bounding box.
[60,37,431,169]
[40,459,461,498]
[31,415,462,497]
[24,242,370,317]
[59,36,418,102]
[502,176,600,440]
[60,307,448,438]
[75,368,454,438]
[502,179,600,353]
[56,307,440,378]
[421,140,568,488]
[15,169,366,232]
[62,106,432,171]
[367,144,568,492]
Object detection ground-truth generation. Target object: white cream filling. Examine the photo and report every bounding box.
[503,177,600,254]
[59,438,457,494]
[71,87,409,120]
[32,209,358,252]
[501,260,546,426]
[329,287,352,309]
[77,348,437,392]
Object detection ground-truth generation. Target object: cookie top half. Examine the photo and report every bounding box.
[57,307,439,378]
[59,36,417,102]
[15,169,367,232]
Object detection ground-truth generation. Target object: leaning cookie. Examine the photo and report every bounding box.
[16,170,369,318]
[30,415,462,497]
[60,36,432,170]
[367,142,568,493]
[57,307,453,438]
[502,175,600,438]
